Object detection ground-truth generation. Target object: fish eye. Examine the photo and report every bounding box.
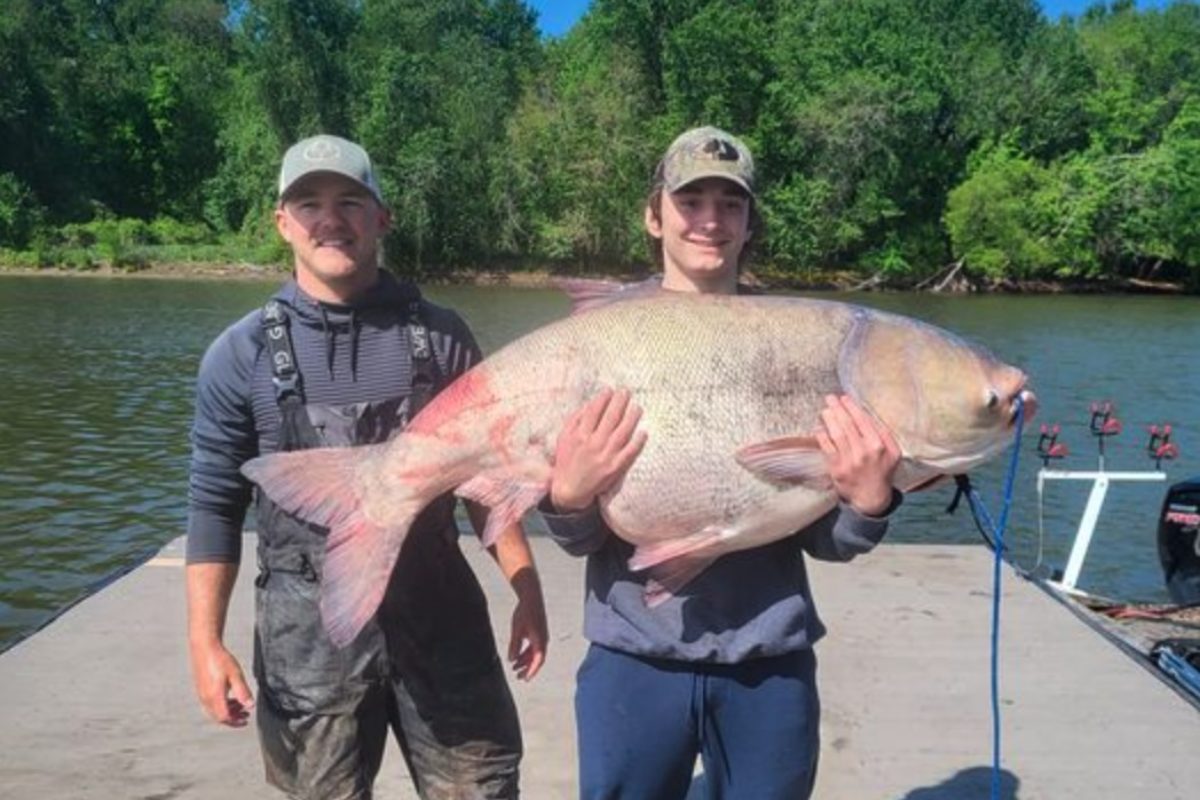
[986,391,999,410]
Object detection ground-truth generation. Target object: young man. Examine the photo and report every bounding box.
[541,126,902,799]
[186,134,546,800]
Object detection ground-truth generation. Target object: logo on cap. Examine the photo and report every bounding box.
[700,137,738,161]
[303,139,341,163]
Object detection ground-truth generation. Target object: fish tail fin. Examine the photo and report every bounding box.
[241,443,430,647]
[320,501,422,647]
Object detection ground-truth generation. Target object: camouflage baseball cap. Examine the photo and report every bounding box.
[657,126,755,196]
[278,134,384,204]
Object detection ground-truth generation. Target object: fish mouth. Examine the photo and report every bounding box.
[1011,388,1038,427]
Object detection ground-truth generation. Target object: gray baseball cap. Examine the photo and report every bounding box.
[278,134,384,204]
[657,126,755,196]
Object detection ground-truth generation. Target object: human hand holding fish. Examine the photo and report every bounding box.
[815,394,902,517]
[548,387,648,513]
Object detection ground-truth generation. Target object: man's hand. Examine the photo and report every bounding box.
[815,394,901,517]
[189,637,254,727]
[468,505,549,682]
[186,562,252,727]
[550,388,647,512]
[506,566,548,681]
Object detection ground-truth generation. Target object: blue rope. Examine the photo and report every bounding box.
[960,397,1026,800]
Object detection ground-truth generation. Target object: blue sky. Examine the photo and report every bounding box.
[525,0,1176,38]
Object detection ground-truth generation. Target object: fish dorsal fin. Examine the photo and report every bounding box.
[554,277,663,315]
[735,436,833,491]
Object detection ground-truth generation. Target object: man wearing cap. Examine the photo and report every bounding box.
[539,127,902,799]
[185,134,545,800]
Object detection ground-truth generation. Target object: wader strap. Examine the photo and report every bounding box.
[255,551,319,587]
[261,300,303,406]
[407,299,442,417]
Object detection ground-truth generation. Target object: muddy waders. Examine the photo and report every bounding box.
[252,300,521,800]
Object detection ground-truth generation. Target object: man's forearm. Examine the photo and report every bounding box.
[466,502,541,596]
[186,561,240,646]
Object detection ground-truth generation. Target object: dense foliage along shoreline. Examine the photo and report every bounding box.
[2,1,1198,291]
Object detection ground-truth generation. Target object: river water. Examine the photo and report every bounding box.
[1,274,1197,650]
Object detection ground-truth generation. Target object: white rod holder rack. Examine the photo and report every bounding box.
[1037,468,1167,593]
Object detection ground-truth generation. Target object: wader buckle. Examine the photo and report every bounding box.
[298,553,318,583]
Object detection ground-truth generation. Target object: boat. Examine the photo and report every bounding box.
[1025,403,1200,708]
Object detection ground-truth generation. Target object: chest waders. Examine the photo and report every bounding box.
[252,298,521,800]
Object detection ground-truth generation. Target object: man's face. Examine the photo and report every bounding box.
[274,172,391,301]
[646,177,751,292]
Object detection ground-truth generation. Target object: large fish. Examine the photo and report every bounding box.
[243,284,1036,646]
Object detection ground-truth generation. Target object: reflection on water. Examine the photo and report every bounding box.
[0,275,1197,650]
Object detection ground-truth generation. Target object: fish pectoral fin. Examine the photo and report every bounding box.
[627,527,726,572]
[734,436,833,491]
[644,554,720,608]
[455,473,547,547]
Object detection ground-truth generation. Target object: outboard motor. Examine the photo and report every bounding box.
[1158,476,1200,605]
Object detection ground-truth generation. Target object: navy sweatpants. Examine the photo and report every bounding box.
[575,644,820,800]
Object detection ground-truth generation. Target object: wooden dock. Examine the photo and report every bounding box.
[1,535,1197,799]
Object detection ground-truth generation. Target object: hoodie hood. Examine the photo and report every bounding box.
[270,271,423,380]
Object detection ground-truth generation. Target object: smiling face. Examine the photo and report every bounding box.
[646,177,751,295]
[274,172,392,303]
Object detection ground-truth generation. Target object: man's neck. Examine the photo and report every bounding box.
[661,268,737,296]
[295,267,381,305]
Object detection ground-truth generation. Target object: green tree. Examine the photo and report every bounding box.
[945,144,1059,279]
[495,30,655,266]
[1079,1,1200,153]
[350,0,541,271]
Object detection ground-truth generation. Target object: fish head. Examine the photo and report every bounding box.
[840,312,1037,475]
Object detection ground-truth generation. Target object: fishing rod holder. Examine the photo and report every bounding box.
[1036,423,1069,467]
[1089,401,1122,471]
[1147,424,1180,470]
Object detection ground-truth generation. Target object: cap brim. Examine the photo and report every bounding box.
[667,171,754,195]
[279,170,383,204]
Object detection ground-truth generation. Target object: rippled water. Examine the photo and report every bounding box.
[1,274,1197,650]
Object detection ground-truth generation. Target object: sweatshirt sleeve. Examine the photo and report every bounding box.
[538,501,611,557]
[185,321,260,564]
[799,489,903,562]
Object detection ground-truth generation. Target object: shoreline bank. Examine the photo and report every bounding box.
[0,261,1192,294]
